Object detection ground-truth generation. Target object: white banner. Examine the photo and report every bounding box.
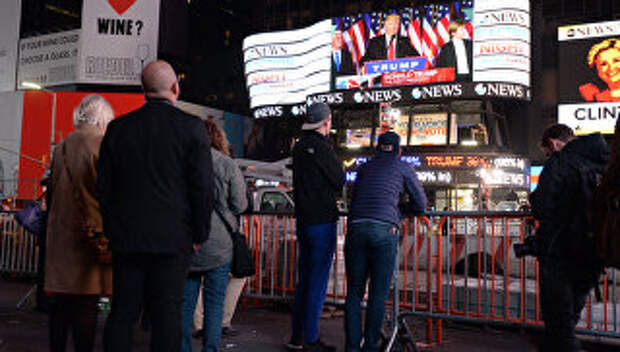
[17,30,80,88]
[558,102,620,135]
[243,20,332,109]
[79,0,160,84]
[0,0,21,92]
[473,0,531,87]
[559,20,620,41]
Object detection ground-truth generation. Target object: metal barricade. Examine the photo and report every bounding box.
[0,211,39,276]
[240,211,620,343]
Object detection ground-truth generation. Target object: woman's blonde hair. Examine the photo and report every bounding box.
[204,119,231,156]
[587,38,620,67]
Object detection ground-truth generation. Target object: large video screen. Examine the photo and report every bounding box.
[244,0,531,116]
[558,20,620,135]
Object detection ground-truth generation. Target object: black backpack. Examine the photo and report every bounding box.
[591,169,620,269]
[548,155,605,271]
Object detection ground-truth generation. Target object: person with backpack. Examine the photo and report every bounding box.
[592,118,620,269]
[530,124,609,352]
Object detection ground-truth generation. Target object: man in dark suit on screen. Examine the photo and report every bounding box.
[332,30,356,76]
[359,14,420,70]
[98,60,214,352]
[437,19,473,81]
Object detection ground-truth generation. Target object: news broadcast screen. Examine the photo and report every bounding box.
[244,0,531,115]
[558,20,620,135]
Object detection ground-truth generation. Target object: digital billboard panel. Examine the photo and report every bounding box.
[243,0,531,114]
[558,20,620,135]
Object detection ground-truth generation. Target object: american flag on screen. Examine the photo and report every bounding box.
[435,5,452,47]
[455,0,474,39]
[401,8,423,56]
[421,5,438,67]
[365,12,385,39]
[337,14,367,67]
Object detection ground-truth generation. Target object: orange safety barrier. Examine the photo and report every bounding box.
[240,211,620,344]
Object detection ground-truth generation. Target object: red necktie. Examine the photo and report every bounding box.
[388,39,396,60]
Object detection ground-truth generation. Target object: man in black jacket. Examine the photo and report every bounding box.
[97,60,214,352]
[437,19,473,82]
[359,14,420,69]
[287,102,344,352]
[530,124,608,352]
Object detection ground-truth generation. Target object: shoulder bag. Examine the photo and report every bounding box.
[214,207,255,278]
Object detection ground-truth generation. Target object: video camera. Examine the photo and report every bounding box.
[513,235,542,258]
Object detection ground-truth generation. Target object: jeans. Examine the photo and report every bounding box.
[539,260,598,352]
[103,253,189,352]
[291,223,337,345]
[181,262,231,352]
[345,221,398,352]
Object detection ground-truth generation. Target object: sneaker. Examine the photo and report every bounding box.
[304,339,336,352]
[221,326,240,337]
[285,338,303,351]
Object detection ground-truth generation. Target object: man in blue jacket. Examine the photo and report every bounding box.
[288,102,344,352]
[345,131,426,352]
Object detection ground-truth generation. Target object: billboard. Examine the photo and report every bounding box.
[244,0,531,115]
[0,0,21,92]
[558,20,620,135]
[17,0,160,88]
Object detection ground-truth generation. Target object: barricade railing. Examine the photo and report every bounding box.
[240,211,620,343]
[0,211,39,276]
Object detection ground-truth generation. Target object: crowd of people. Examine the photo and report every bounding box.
[26,57,620,352]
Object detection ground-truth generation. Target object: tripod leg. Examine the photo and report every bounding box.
[16,284,37,310]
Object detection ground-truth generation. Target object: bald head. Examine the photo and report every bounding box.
[141,60,179,103]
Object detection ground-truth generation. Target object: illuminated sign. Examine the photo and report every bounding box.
[557,19,620,134]
[416,171,453,184]
[558,103,619,135]
[344,154,526,171]
[410,113,448,146]
[244,0,532,112]
[364,57,427,75]
[530,165,543,192]
[382,68,455,87]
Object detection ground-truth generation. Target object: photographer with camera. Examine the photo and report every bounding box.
[523,124,608,351]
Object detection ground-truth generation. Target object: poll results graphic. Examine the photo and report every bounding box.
[243,0,531,115]
[558,20,620,135]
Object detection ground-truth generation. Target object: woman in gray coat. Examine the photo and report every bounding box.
[180,119,248,352]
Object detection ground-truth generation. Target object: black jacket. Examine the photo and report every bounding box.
[437,40,473,81]
[360,35,420,66]
[530,133,609,272]
[332,49,356,76]
[97,100,214,254]
[292,131,344,225]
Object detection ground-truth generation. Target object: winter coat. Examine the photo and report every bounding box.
[350,152,427,225]
[530,133,609,274]
[292,130,345,225]
[190,149,248,272]
[45,124,112,295]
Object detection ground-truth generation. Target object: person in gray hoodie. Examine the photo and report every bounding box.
[180,119,248,352]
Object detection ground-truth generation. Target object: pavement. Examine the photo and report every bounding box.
[1,278,620,351]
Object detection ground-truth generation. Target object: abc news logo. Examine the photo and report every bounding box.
[474,83,528,99]
[353,89,402,103]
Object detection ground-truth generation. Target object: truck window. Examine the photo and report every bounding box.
[260,192,292,212]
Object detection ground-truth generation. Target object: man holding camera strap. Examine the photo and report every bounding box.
[529,124,608,352]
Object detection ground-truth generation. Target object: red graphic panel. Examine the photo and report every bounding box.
[18,92,144,199]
